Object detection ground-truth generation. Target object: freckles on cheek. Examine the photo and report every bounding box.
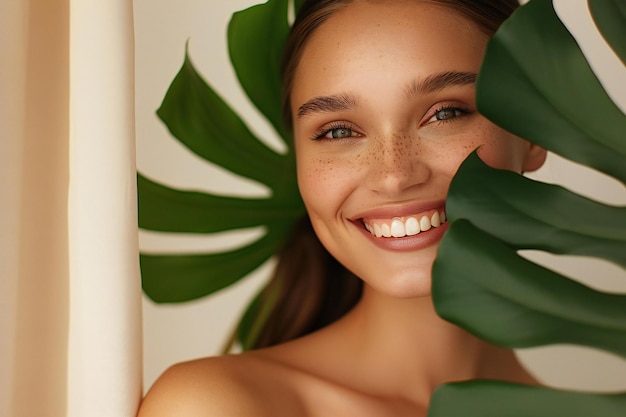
[298,156,337,203]
[430,140,475,176]
[298,152,364,212]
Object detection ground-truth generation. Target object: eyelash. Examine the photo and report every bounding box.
[309,104,473,141]
[426,104,473,125]
[311,121,359,141]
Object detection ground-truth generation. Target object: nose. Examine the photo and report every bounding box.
[364,134,431,195]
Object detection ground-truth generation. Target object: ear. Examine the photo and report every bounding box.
[522,143,547,173]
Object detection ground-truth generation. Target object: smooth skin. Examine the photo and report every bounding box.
[138,1,547,416]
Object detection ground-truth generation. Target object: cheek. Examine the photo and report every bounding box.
[479,139,528,173]
[296,156,325,206]
[462,124,529,173]
[296,151,356,215]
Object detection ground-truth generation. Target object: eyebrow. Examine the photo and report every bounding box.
[404,71,477,98]
[297,93,358,120]
[296,71,477,120]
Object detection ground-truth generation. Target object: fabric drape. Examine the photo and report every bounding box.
[0,1,142,416]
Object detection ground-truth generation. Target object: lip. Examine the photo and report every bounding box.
[349,200,446,221]
[349,200,448,252]
[356,219,449,252]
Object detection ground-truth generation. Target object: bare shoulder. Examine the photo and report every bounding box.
[137,353,307,417]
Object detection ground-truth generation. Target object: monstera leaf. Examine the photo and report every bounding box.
[138,0,305,303]
[429,0,626,416]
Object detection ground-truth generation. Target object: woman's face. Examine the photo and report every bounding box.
[290,0,545,298]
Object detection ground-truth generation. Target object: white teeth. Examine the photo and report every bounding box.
[405,217,420,236]
[391,218,405,237]
[363,211,446,238]
[431,212,441,227]
[419,216,431,231]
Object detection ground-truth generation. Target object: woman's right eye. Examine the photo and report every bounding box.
[312,123,360,141]
[324,127,356,139]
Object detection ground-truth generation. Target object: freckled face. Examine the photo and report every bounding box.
[290,1,544,297]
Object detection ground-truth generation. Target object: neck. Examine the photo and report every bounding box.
[334,284,535,403]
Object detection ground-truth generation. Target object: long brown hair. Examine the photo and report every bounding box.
[243,0,520,350]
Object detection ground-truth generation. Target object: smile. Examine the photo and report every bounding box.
[362,210,447,238]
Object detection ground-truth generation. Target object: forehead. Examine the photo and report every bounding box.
[291,0,488,104]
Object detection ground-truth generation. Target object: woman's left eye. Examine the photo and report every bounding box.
[426,105,470,124]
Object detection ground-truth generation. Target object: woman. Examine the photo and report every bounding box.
[138,0,547,415]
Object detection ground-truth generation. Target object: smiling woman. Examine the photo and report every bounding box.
[290,0,545,303]
[137,1,551,416]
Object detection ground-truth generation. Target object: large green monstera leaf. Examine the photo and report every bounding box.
[429,0,626,416]
[138,0,307,303]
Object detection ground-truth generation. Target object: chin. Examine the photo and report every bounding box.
[356,251,437,299]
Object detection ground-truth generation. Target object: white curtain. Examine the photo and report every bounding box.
[0,0,142,416]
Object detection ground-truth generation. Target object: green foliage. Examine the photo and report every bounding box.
[138,0,304,303]
[430,0,626,415]
[589,0,626,67]
[429,380,626,417]
[442,153,626,265]
[476,0,626,183]
[228,0,291,140]
[434,211,626,356]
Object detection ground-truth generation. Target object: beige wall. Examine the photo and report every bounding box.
[135,0,626,392]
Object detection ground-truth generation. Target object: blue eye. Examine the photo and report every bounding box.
[325,127,355,139]
[435,107,463,120]
[427,105,470,124]
[312,123,360,141]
